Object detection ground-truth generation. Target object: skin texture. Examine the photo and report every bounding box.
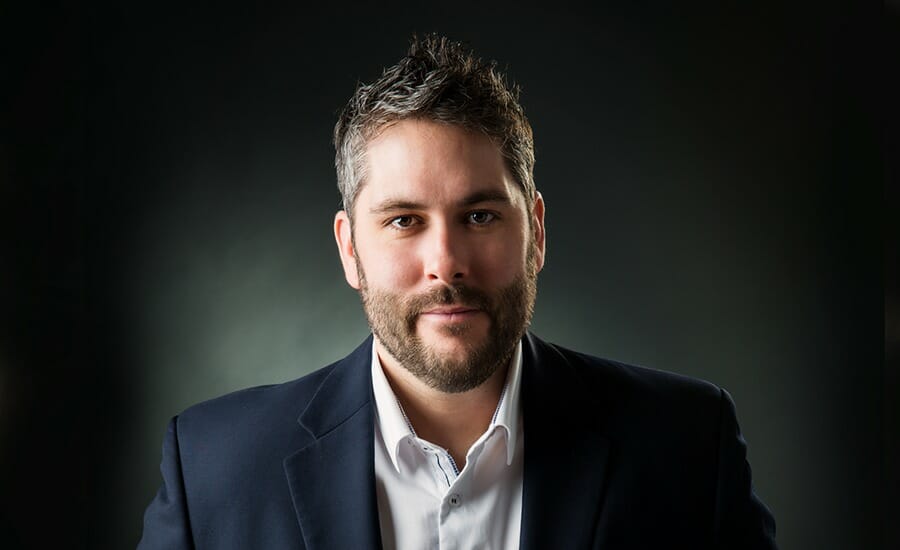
[334,119,545,466]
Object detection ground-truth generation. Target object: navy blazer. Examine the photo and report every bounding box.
[138,333,777,549]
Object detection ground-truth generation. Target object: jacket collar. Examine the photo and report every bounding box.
[282,333,610,550]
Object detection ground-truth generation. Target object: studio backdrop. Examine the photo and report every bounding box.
[2,2,883,549]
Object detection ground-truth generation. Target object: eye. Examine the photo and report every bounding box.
[467,211,496,225]
[389,215,417,229]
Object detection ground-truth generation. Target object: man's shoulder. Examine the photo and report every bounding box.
[530,335,727,434]
[173,355,368,464]
[548,339,721,399]
[176,337,373,434]
[177,362,336,430]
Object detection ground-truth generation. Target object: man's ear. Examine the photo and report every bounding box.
[532,190,546,272]
[334,210,361,289]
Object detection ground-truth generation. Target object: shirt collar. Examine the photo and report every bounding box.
[370,338,524,473]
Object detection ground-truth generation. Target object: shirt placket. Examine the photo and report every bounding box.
[437,432,499,549]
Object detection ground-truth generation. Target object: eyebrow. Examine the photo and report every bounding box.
[369,189,514,215]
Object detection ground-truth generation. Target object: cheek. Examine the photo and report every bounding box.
[359,244,421,288]
[386,257,421,287]
[475,236,527,282]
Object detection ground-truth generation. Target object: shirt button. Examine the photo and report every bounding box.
[449,493,462,507]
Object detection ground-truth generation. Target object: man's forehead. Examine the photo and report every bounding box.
[349,119,531,216]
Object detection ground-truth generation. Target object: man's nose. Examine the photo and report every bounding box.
[422,222,468,284]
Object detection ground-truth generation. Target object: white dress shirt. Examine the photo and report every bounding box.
[371,340,524,550]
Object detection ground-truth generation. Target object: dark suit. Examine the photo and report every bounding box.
[138,333,777,549]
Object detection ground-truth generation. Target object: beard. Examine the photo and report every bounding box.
[356,247,538,394]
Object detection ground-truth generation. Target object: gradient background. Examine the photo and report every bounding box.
[2,2,890,549]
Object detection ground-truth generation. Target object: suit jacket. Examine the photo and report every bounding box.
[138,333,777,549]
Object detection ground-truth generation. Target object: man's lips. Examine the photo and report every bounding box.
[419,306,481,322]
[422,306,478,314]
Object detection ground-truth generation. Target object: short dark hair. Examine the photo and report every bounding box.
[333,33,536,214]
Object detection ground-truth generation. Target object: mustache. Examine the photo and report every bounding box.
[405,285,492,315]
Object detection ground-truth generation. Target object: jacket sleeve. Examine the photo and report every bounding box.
[713,388,778,549]
[137,416,195,550]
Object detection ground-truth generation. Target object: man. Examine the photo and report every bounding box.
[138,34,777,549]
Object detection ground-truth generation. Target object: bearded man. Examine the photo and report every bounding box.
[138,34,777,550]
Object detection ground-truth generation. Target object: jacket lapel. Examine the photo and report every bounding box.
[283,337,383,550]
[519,333,611,550]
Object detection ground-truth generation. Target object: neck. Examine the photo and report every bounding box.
[375,338,510,469]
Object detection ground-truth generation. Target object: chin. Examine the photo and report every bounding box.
[421,331,471,351]
[416,325,473,349]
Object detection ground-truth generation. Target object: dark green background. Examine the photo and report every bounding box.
[2,2,889,549]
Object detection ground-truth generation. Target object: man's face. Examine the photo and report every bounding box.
[334,119,545,393]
